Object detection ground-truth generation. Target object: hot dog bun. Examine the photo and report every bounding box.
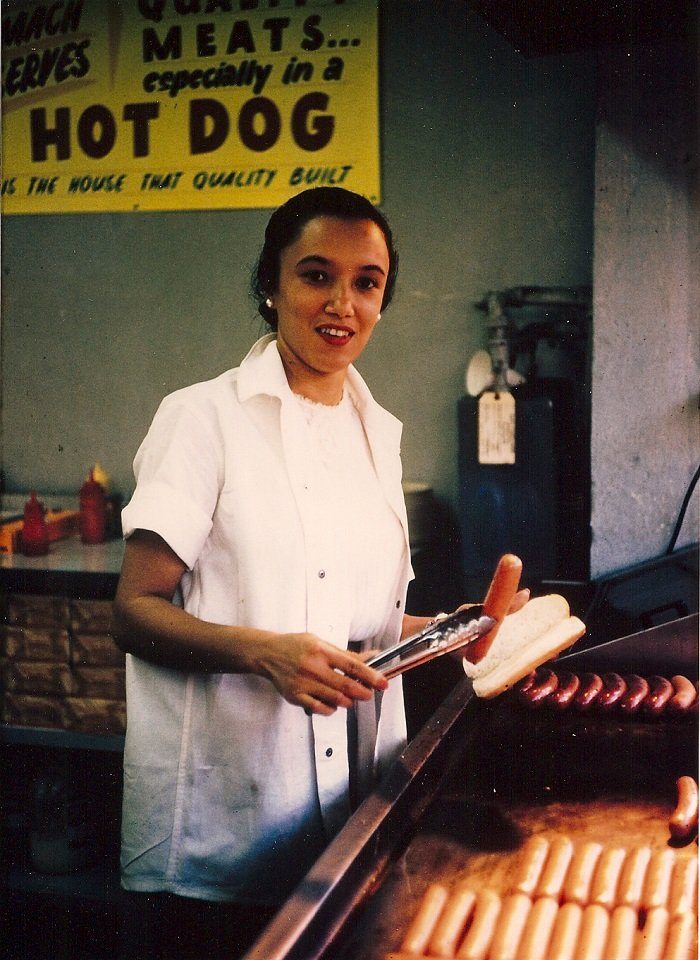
[463,595,586,699]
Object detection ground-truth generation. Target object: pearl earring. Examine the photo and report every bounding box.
[265,297,273,309]
[377,313,382,321]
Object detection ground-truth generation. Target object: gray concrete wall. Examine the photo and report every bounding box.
[590,39,699,577]
[0,4,596,518]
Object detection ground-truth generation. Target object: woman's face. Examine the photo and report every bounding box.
[272,215,389,392]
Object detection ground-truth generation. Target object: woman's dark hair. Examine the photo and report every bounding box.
[251,187,398,330]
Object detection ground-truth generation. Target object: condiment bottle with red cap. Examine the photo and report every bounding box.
[79,470,106,545]
[21,490,49,556]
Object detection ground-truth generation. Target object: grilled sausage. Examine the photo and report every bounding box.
[573,672,604,711]
[517,671,538,696]
[640,848,675,910]
[589,845,627,909]
[634,906,670,960]
[576,904,610,960]
[605,906,638,960]
[427,882,476,958]
[487,892,531,960]
[642,675,674,716]
[399,882,449,953]
[667,674,697,715]
[669,776,699,844]
[668,855,698,917]
[547,903,583,960]
[562,841,603,905]
[456,888,502,960]
[596,672,627,711]
[519,668,559,707]
[535,836,575,900]
[548,671,581,710]
[515,896,558,960]
[617,846,652,909]
[664,911,697,960]
[512,835,550,896]
[619,675,650,716]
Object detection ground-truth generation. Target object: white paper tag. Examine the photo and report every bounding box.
[478,391,516,464]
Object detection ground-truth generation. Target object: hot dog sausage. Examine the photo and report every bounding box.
[664,911,697,960]
[547,902,583,960]
[573,673,604,712]
[518,671,538,696]
[512,835,550,896]
[634,906,670,960]
[640,848,675,910]
[642,675,674,716]
[535,836,574,900]
[604,906,638,960]
[596,672,627,711]
[576,904,610,960]
[519,668,559,708]
[456,888,502,960]
[617,846,652,909]
[399,882,449,953]
[463,554,522,664]
[428,882,476,958]
[515,896,558,960]
[589,845,626,909]
[487,892,531,960]
[667,674,697,715]
[562,841,603,906]
[668,854,698,918]
[619,675,650,716]
[548,671,580,710]
[669,775,699,844]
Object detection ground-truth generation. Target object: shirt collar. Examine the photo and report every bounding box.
[236,334,290,403]
[235,335,403,447]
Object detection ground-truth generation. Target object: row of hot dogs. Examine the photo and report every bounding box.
[514,670,698,717]
[388,833,698,959]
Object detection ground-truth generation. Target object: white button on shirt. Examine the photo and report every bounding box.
[119,335,413,905]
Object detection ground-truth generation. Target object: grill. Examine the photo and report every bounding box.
[244,614,698,960]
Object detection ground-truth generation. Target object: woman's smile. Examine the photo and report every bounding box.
[316,323,355,345]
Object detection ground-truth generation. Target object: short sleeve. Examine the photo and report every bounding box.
[121,393,223,569]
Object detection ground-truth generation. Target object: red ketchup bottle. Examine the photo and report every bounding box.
[21,490,49,556]
[79,470,106,545]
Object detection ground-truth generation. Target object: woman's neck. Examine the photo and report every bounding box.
[277,345,346,406]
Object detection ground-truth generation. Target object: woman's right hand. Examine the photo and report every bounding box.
[255,632,388,716]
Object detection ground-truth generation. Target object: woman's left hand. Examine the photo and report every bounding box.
[454,588,531,617]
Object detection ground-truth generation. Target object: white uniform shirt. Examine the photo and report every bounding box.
[120,335,413,905]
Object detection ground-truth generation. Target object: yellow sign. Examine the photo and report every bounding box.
[1,0,380,213]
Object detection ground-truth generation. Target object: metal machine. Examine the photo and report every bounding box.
[459,286,592,593]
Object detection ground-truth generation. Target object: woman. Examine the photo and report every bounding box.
[113,187,466,957]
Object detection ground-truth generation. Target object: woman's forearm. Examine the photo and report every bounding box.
[111,592,276,674]
[113,593,388,715]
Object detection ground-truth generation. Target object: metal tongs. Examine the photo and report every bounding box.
[366,606,495,679]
